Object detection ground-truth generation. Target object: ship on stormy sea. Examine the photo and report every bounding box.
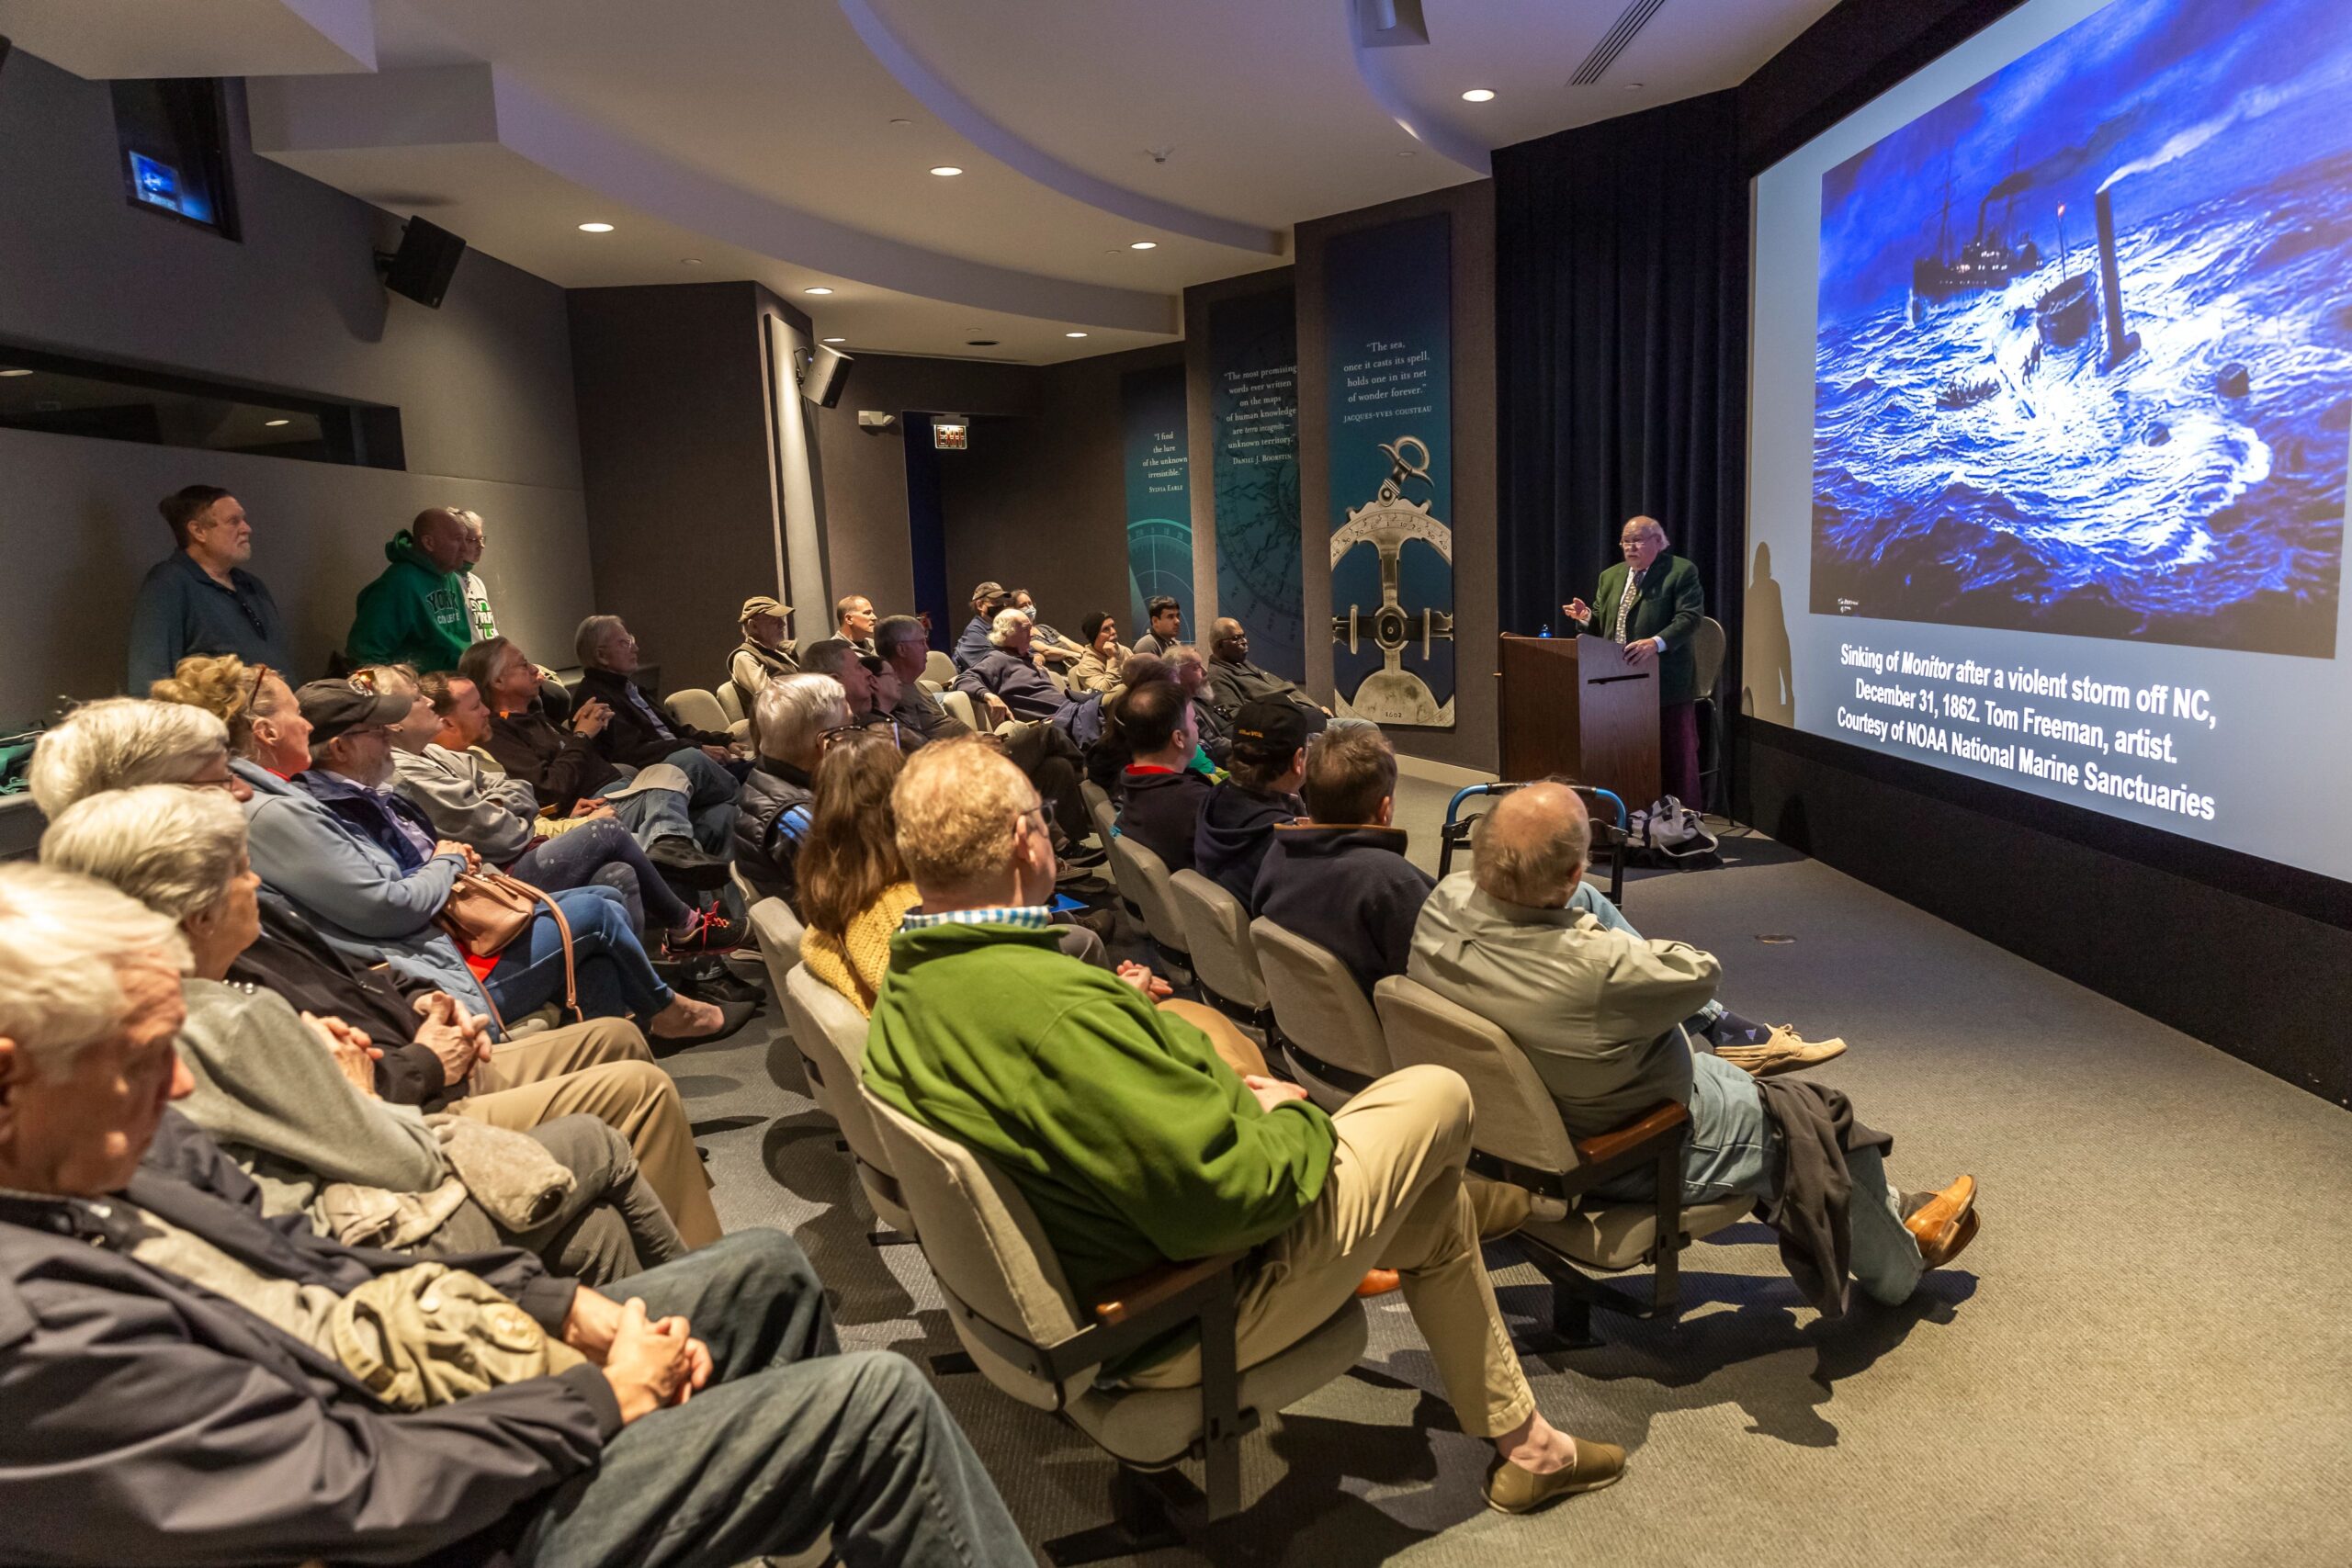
[1808,0,2352,660]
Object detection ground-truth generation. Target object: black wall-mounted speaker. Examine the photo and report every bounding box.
[379,217,467,309]
[798,342,854,408]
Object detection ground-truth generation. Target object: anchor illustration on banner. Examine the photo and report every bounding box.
[1331,434,1455,727]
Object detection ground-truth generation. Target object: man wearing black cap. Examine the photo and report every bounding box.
[954,581,1012,671]
[1193,696,1308,907]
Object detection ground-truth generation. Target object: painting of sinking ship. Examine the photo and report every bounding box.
[1811,0,2352,658]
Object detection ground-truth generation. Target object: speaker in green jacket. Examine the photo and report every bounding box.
[1561,515,1703,808]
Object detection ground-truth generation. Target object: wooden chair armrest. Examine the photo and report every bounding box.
[1091,1251,1247,1325]
[1574,1101,1690,1167]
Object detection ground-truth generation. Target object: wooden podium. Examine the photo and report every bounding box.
[1497,634,1660,806]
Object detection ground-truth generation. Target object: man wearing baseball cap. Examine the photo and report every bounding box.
[729,594,797,714]
[1194,696,1310,907]
[954,581,1011,671]
[292,677,448,872]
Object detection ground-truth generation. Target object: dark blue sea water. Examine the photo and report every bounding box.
[1812,149,2352,657]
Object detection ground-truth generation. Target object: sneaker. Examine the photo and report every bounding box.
[645,836,732,890]
[1714,1025,1847,1077]
[1485,1440,1628,1514]
[663,906,746,956]
[1066,908,1119,939]
[1059,842,1109,868]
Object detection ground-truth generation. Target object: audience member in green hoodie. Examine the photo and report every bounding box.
[346,509,473,673]
[862,736,1625,1514]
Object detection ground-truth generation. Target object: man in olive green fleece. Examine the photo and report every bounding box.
[863,736,1625,1513]
[346,508,473,674]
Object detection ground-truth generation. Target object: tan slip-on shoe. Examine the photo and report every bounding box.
[1918,1207,1981,1269]
[1486,1439,1628,1514]
[1903,1175,1977,1263]
[1715,1025,1848,1077]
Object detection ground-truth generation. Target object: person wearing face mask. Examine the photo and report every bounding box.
[128,485,295,694]
[1010,589,1084,671]
[1560,514,1706,810]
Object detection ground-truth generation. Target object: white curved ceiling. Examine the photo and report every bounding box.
[4,0,1838,362]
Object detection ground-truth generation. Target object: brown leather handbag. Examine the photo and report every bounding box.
[435,869,577,1026]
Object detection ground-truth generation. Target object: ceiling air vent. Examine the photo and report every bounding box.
[1569,0,1668,85]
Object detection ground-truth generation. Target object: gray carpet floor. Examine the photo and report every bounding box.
[672,775,2352,1566]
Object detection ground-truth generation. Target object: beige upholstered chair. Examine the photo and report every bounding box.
[863,1089,1367,1553]
[1169,870,1268,1020]
[666,686,731,737]
[1250,919,1393,1111]
[777,964,916,1240]
[923,649,956,689]
[1106,833,1190,966]
[747,896,803,988]
[1372,974,1750,1345]
[1080,779,1118,849]
[938,687,981,731]
[715,682,746,726]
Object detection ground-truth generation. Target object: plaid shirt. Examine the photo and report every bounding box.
[899,904,1052,932]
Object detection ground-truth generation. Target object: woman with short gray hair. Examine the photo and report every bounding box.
[737,673,850,907]
[40,784,683,1280]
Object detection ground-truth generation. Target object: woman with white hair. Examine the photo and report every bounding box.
[40,786,684,1280]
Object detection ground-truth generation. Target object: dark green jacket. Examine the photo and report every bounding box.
[346,533,471,673]
[1589,552,1706,705]
[863,921,1335,1303]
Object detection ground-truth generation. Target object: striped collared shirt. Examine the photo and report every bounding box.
[899,904,1053,932]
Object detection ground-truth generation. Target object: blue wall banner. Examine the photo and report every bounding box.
[1210,288,1304,681]
[1121,363,1193,638]
[1324,212,1454,728]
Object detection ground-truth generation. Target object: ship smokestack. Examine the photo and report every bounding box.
[2095,186,2140,368]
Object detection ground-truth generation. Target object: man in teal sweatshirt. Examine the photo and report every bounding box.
[863,737,1624,1513]
[346,508,473,673]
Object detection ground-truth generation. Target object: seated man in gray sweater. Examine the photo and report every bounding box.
[1408,783,1980,1309]
[381,668,740,956]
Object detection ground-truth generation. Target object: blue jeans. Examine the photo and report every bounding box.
[485,885,674,1022]
[594,750,740,858]
[1599,1052,1924,1305]
[510,818,691,937]
[513,1231,1029,1568]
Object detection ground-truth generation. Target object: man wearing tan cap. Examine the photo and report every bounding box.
[729,594,797,715]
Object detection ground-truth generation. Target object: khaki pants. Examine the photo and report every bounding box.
[1164,1000,1529,1240]
[454,1018,723,1248]
[1124,1064,1538,1440]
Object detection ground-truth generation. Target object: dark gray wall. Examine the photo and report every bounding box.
[568,282,793,690]
[0,52,591,724]
[937,344,1185,638]
[809,354,1040,623]
[1295,180,1500,774]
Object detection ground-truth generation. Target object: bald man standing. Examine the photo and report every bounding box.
[1411,783,1978,1312]
[1563,516,1705,809]
[348,507,475,673]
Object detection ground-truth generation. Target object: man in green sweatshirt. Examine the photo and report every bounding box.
[863,736,1625,1513]
[346,508,474,674]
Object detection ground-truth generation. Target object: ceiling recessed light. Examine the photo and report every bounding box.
[822,336,846,344]
[929,165,964,177]
[265,418,291,427]
[1065,331,1090,339]
[889,118,912,126]
[966,339,1000,347]
[1461,88,1496,103]
[1127,240,1157,250]
[1624,83,1645,92]
[803,287,834,296]
[0,368,30,378]
[680,257,704,265]
[577,221,616,232]
[1397,149,1417,157]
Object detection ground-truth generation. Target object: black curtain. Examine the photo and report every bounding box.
[1494,89,1749,707]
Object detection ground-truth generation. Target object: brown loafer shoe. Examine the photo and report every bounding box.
[1486,1439,1627,1514]
[1919,1208,1981,1269]
[1714,1026,1848,1077]
[1904,1175,1977,1259]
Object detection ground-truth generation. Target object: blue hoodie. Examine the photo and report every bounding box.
[1193,783,1303,908]
[1251,822,1433,997]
